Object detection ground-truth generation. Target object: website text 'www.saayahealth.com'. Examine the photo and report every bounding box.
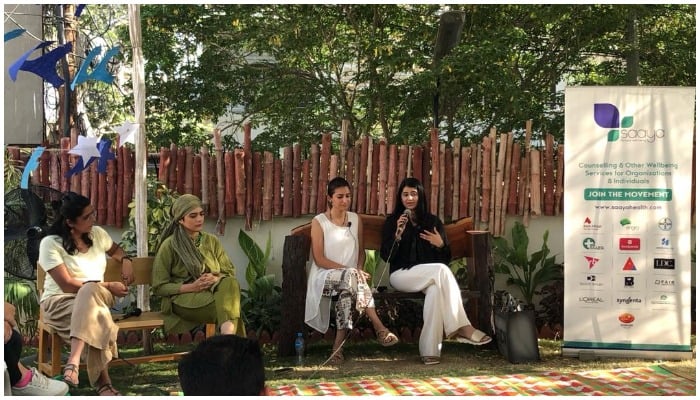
[593,204,664,211]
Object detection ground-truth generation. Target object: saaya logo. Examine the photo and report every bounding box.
[593,103,665,143]
[594,103,633,142]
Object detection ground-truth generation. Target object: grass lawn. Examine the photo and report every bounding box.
[26,336,696,396]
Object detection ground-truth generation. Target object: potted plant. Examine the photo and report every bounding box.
[492,221,562,308]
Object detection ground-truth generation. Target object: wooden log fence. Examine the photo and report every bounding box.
[7,121,695,237]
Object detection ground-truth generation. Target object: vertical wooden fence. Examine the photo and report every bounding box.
[9,121,692,236]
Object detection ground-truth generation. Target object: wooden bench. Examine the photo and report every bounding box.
[277,214,494,357]
[36,257,216,377]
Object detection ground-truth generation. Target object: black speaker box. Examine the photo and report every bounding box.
[494,309,541,363]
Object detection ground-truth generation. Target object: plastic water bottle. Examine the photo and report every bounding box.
[294,332,305,365]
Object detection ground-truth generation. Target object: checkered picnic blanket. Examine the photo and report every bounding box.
[268,365,695,396]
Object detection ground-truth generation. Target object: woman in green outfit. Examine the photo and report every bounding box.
[152,194,245,336]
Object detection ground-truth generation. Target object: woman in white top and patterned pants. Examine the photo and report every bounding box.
[304,177,398,364]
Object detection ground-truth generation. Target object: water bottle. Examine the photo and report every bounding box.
[294,332,305,365]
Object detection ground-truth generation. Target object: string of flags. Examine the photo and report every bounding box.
[5,5,139,178]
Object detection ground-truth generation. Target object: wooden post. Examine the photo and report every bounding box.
[411,145,422,183]
[459,146,470,219]
[253,152,263,224]
[310,144,319,215]
[507,143,521,215]
[184,147,193,195]
[235,149,246,216]
[214,129,226,235]
[277,234,310,357]
[451,138,461,220]
[193,153,201,199]
[208,152,218,218]
[263,151,274,220]
[225,151,236,217]
[544,134,555,216]
[357,136,369,214]
[293,143,302,218]
[244,123,253,228]
[300,159,310,216]
[556,144,564,215]
[176,147,186,194]
[317,133,331,213]
[200,146,209,213]
[480,135,491,225]
[444,145,452,222]
[158,146,169,185]
[283,146,293,217]
[107,159,116,226]
[369,141,379,215]
[168,144,177,192]
[273,158,282,216]
[60,137,70,192]
[386,144,397,215]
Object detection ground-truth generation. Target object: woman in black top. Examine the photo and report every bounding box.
[380,177,491,365]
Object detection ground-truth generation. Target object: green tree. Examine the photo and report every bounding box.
[135,4,694,150]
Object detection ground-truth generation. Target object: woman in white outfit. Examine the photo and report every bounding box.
[380,177,492,365]
[305,177,398,364]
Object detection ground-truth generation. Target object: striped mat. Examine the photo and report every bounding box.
[269,365,695,396]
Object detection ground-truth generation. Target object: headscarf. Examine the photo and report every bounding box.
[157,194,204,279]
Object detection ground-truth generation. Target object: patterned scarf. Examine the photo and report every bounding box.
[157,194,204,279]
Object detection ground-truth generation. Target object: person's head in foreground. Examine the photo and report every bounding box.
[178,334,268,396]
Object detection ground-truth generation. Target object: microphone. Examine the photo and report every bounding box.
[347,221,352,227]
[395,209,412,239]
[114,307,142,322]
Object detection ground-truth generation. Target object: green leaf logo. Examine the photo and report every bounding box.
[607,130,620,142]
[621,116,634,128]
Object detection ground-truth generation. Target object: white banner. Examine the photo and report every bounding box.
[563,86,695,360]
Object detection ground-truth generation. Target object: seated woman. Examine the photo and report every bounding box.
[305,177,398,365]
[152,194,245,337]
[380,177,492,365]
[38,192,134,395]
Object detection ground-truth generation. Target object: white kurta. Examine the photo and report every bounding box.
[304,212,359,333]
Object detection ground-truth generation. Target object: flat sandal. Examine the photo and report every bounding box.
[62,363,79,387]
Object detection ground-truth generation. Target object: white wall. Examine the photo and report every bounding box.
[4,4,44,145]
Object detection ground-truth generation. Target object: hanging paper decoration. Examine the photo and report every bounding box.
[20,147,45,189]
[114,121,138,146]
[4,28,25,42]
[70,45,120,90]
[8,41,72,88]
[75,4,86,18]
[95,137,115,174]
[65,135,100,178]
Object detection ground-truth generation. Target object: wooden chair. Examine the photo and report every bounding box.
[36,257,216,377]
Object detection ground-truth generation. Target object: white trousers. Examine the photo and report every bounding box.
[389,262,470,357]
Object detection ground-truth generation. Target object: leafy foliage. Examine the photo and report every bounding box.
[120,179,178,255]
[4,148,23,193]
[3,276,39,338]
[136,4,694,152]
[238,230,281,334]
[492,222,563,306]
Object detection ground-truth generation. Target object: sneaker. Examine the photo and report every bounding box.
[11,368,69,396]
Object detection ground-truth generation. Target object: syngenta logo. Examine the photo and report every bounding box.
[593,103,665,143]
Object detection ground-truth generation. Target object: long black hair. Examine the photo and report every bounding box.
[390,177,428,222]
[47,191,93,255]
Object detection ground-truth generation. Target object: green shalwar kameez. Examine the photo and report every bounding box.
[152,232,245,336]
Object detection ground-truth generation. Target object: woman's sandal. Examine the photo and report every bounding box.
[376,329,399,347]
[421,356,441,365]
[62,363,79,387]
[96,383,122,396]
[328,348,345,365]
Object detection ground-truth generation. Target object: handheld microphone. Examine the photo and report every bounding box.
[395,209,413,239]
[114,307,142,322]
